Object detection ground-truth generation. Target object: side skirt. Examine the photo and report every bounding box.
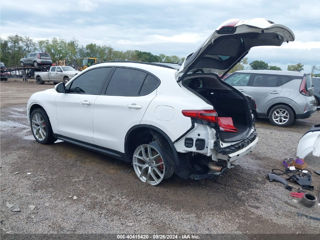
[55,134,130,162]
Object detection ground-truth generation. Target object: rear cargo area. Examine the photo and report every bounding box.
[183,74,253,142]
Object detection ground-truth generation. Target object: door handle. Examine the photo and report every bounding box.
[81,100,90,106]
[270,91,278,94]
[128,103,142,109]
[238,89,245,92]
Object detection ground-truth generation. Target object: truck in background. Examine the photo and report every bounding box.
[34,66,79,84]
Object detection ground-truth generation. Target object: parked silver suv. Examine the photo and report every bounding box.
[225,70,317,126]
[20,52,52,67]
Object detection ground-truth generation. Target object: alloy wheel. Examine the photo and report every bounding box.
[31,112,47,141]
[272,108,289,125]
[132,144,165,186]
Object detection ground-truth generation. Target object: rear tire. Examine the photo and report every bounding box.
[30,108,56,144]
[268,104,295,127]
[36,76,44,84]
[132,139,175,186]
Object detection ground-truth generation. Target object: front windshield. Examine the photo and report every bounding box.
[62,66,75,71]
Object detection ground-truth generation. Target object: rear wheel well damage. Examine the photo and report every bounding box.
[124,125,228,179]
[125,126,178,162]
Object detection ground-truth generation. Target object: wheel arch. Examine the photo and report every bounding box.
[29,103,46,118]
[124,124,180,166]
[267,102,296,118]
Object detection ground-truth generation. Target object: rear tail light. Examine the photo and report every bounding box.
[37,53,40,59]
[300,76,309,96]
[182,110,218,123]
[182,110,237,132]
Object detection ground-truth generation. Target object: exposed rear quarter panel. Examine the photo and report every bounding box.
[141,71,212,142]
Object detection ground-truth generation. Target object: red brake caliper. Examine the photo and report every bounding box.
[157,157,164,170]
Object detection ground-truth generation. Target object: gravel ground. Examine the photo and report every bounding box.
[0,79,320,236]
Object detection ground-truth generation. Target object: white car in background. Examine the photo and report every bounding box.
[27,18,294,185]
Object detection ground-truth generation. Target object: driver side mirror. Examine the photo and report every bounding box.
[55,82,66,93]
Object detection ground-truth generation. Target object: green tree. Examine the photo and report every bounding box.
[6,35,25,66]
[0,35,184,67]
[269,65,281,70]
[0,38,10,65]
[250,60,269,70]
[135,51,161,62]
[66,40,79,66]
[287,63,304,72]
[230,57,248,73]
[38,40,50,52]
[22,37,36,53]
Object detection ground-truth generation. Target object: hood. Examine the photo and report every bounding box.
[177,18,295,81]
[65,71,79,74]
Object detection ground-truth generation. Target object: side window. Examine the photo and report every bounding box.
[140,75,160,96]
[50,67,56,72]
[277,76,292,86]
[56,67,62,72]
[69,67,111,95]
[252,74,278,87]
[225,73,250,86]
[106,68,147,96]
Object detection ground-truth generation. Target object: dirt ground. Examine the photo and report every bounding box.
[0,79,320,237]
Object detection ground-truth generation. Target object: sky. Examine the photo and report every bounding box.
[1,0,319,72]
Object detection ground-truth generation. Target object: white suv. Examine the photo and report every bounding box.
[27,19,294,185]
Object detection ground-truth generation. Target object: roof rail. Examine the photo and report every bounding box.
[103,61,180,70]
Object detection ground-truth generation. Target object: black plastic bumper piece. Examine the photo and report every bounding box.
[190,167,228,180]
[296,109,316,119]
[214,131,257,155]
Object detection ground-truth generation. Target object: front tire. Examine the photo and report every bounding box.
[132,140,174,186]
[30,108,56,144]
[268,104,295,127]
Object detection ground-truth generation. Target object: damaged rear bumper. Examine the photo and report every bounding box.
[214,131,258,162]
[174,127,258,179]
